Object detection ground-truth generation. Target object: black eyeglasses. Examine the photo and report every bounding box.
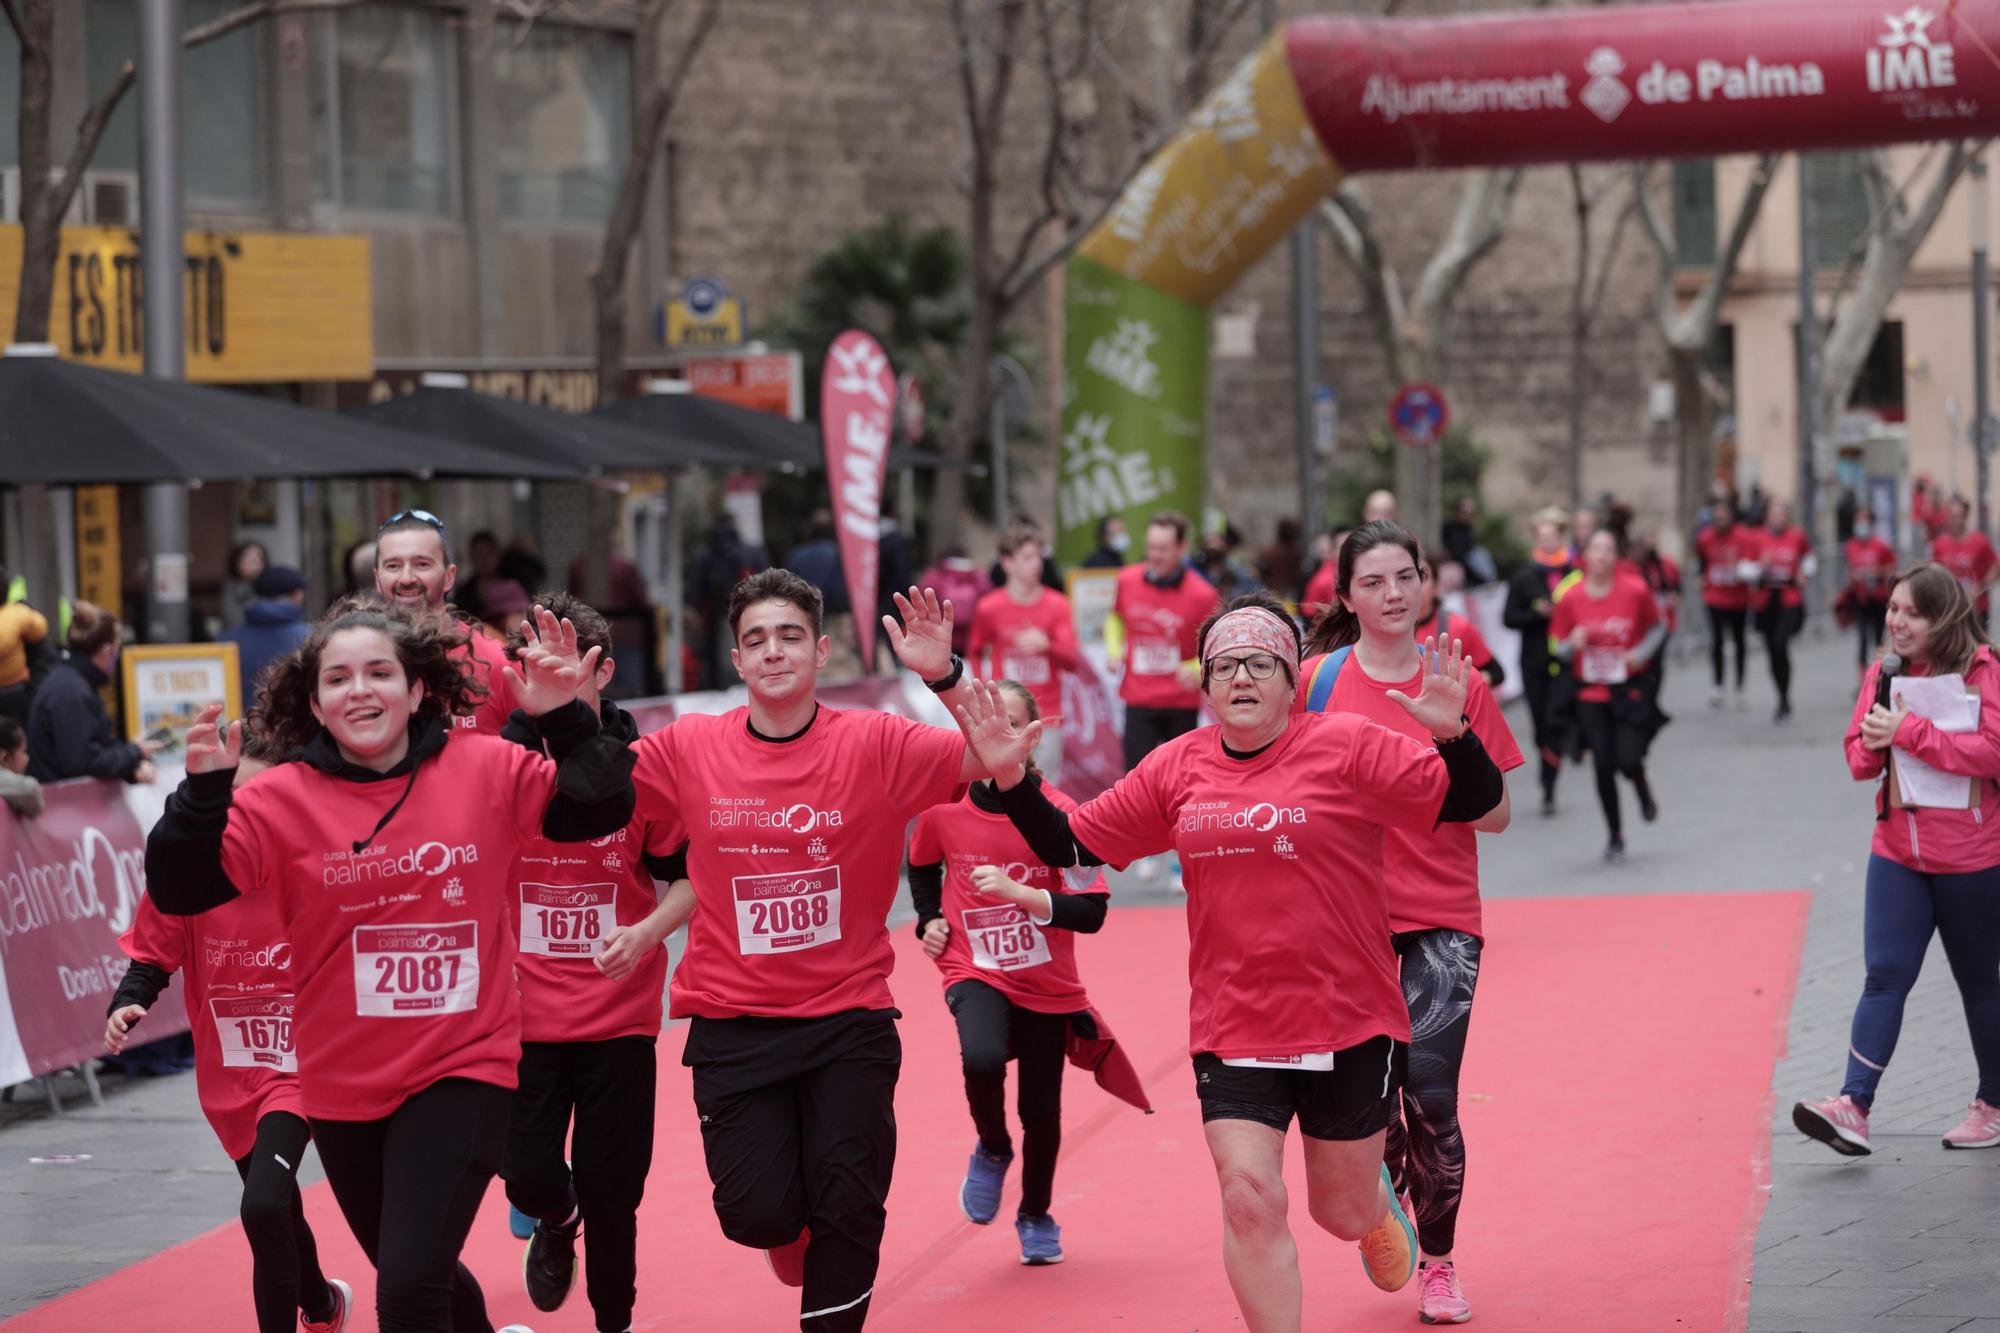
[379,508,446,536]
[1209,654,1280,681]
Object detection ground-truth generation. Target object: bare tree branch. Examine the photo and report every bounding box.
[1,0,28,52]
[1182,0,1257,107]
[1411,167,1523,330]
[1317,185,1410,382]
[1629,162,1680,333]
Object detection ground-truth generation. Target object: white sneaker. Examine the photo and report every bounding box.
[496,1326,537,1333]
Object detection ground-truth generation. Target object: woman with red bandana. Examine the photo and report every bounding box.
[956,591,1505,1333]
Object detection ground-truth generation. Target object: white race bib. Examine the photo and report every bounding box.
[734,867,842,955]
[1735,559,1763,584]
[1131,641,1180,676]
[1001,652,1050,686]
[964,904,1052,972]
[1580,646,1628,685]
[210,994,296,1071]
[520,881,616,958]
[352,921,479,1017]
[1221,1051,1337,1071]
[1709,564,1738,587]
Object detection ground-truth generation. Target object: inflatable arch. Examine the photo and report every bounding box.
[1054,0,2000,562]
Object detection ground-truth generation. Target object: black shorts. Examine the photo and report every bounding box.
[1193,1036,1405,1141]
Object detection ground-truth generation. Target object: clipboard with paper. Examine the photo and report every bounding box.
[1887,675,1983,810]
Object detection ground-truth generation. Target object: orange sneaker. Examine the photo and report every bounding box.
[1358,1165,1417,1292]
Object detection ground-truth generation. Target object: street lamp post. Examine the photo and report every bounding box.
[141,0,189,642]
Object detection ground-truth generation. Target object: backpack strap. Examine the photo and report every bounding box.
[1303,645,1353,713]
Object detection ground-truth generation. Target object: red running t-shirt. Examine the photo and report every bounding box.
[1292,651,1522,940]
[1760,527,1813,610]
[1696,525,1764,611]
[1112,566,1220,710]
[966,587,1081,725]
[1845,536,1897,604]
[908,784,1108,1014]
[218,734,555,1120]
[120,891,304,1160]
[1931,532,1998,610]
[631,706,966,1020]
[454,630,517,735]
[1550,573,1662,704]
[1068,711,1447,1059]
[1301,562,1337,617]
[1415,607,1494,671]
[510,811,683,1045]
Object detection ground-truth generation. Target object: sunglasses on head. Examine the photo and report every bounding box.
[379,508,446,536]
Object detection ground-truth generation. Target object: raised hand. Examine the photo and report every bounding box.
[1386,635,1470,740]
[884,587,955,681]
[952,678,1040,789]
[505,604,603,717]
[184,704,243,775]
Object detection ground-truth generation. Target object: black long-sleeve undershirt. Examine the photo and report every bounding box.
[107,960,172,1016]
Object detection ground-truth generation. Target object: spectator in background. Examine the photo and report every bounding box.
[918,545,990,657]
[1080,515,1129,570]
[1300,527,1350,618]
[567,544,650,613]
[220,541,268,632]
[0,717,42,817]
[500,535,549,592]
[880,498,915,620]
[220,565,311,705]
[1363,489,1399,524]
[340,540,375,598]
[454,530,503,620]
[691,515,769,689]
[25,601,156,785]
[1257,518,1304,602]
[478,579,531,641]
[1442,497,1499,584]
[784,509,849,617]
[0,582,48,725]
[1198,524,1259,604]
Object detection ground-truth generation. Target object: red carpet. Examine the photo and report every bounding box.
[7,891,1805,1332]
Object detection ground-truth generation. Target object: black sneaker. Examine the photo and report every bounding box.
[523,1221,578,1313]
[1775,702,1792,722]
[1603,837,1626,864]
[1540,795,1557,818]
[1638,791,1659,823]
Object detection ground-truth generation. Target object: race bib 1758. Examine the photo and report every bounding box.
[352,921,479,1017]
[964,903,1051,972]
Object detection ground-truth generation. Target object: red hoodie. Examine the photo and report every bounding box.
[1847,647,2000,873]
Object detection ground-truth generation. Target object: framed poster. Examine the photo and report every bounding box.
[120,643,242,761]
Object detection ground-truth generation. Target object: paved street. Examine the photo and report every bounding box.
[2,624,1995,1327]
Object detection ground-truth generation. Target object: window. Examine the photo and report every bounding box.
[1808,152,1873,268]
[1671,159,1717,268]
[86,0,267,205]
[494,21,630,225]
[312,7,456,216]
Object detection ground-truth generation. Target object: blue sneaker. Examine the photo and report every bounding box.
[959,1144,1013,1224]
[508,1203,535,1240]
[1016,1212,1063,1265]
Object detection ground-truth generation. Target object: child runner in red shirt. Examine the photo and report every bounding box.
[967,525,1082,783]
[1551,529,1668,861]
[629,570,1034,1333]
[1295,521,1523,1326]
[145,600,633,1333]
[108,749,352,1333]
[498,593,695,1332]
[1695,501,1761,708]
[908,679,1112,1266]
[959,591,1507,1332]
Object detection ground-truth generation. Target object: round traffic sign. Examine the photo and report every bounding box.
[682,276,726,317]
[1389,382,1449,446]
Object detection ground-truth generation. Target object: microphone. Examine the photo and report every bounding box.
[1875,652,1903,712]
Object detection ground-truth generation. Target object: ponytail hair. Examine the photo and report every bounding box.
[1303,521,1424,656]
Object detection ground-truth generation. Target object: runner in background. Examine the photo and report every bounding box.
[1843,506,1897,672]
[968,527,1081,784]
[1797,563,2000,1157]
[1504,508,1575,817]
[1106,511,1219,886]
[1551,529,1667,862]
[107,738,352,1333]
[1930,496,1998,630]
[374,509,516,734]
[909,679,1112,1267]
[1630,526,1683,691]
[1695,499,1760,709]
[1300,527,1351,620]
[500,593,694,1333]
[1296,522,1523,1326]
[629,571,1034,1333]
[1757,499,1815,722]
[1414,558,1502,690]
[959,593,1508,1332]
[144,601,632,1333]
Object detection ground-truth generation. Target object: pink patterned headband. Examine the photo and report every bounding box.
[1202,607,1299,677]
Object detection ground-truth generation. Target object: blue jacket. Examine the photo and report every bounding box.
[221,598,310,704]
[26,656,142,782]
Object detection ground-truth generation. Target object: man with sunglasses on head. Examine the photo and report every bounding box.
[374,510,516,734]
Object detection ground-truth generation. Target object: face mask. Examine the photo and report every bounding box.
[1853,522,1872,540]
[1108,531,1130,554]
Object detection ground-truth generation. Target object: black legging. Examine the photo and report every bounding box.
[1518,657,1562,802]
[311,1077,511,1333]
[1760,602,1803,708]
[234,1111,335,1333]
[1575,698,1654,840]
[1384,929,1482,1258]
[1707,604,1748,690]
[1856,601,1888,668]
[946,978,1071,1219]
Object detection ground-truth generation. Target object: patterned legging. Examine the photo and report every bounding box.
[1383,928,1483,1257]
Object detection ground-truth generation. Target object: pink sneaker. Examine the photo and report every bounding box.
[1941,1099,2000,1149]
[1418,1261,1472,1325]
[1793,1094,1872,1156]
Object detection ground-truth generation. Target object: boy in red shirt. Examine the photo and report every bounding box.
[1930,495,1998,628]
[630,569,1035,1333]
[1694,501,1761,708]
[374,510,516,734]
[967,525,1081,783]
[1108,511,1220,769]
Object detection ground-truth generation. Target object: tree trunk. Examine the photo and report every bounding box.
[1390,332,1435,543]
[1670,346,1719,539]
[13,0,57,345]
[933,284,1001,558]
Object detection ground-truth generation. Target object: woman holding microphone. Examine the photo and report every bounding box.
[1795,563,2000,1156]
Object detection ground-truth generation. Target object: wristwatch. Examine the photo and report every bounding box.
[924,654,965,693]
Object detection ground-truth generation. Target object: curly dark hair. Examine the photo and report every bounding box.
[252,598,483,754]
[1196,591,1304,688]
[506,591,611,663]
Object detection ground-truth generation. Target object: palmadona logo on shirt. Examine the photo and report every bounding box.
[322,840,480,887]
[1177,802,1309,834]
[708,803,845,834]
